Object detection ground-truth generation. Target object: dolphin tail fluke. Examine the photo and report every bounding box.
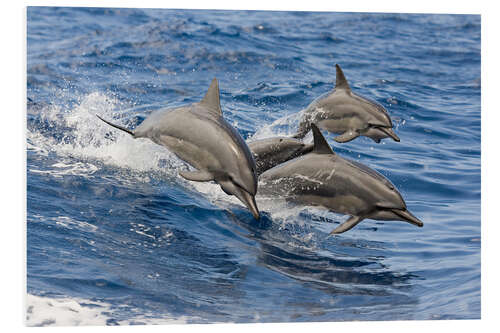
[329,215,364,235]
[179,170,214,182]
[392,209,423,227]
[96,114,134,137]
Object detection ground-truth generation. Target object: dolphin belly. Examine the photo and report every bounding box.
[294,193,370,217]
[157,134,221,172]
[316,118,349,135]
[306,104,372,141]
[260,169,372,218]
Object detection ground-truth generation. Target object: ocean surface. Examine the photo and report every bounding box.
[26,7,481,326]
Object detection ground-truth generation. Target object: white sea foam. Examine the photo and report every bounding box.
[28,92,185,180]
[28,215,98,235]
[189,180,335,228]
[250,108,305,141]
[26,294,110,326]
[53,216,98,233]
[25,294,190,327]
[30,161,99,178]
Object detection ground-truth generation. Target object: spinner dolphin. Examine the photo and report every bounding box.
[97,78,260,219]
[261,123,422,234]
[294,64,400,143]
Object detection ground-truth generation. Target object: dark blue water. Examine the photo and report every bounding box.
[26,7,481,325]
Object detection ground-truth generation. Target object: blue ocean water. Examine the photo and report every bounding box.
[26,7,481,325]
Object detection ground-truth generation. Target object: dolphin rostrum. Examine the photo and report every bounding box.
[96,78,260,219]
[248,137,313,176]
[294,64,400,143]
[260,123,423,234]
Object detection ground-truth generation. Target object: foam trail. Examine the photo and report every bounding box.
[26,294,190,326]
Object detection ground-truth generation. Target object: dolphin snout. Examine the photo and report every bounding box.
[379,127,400,142]
[220,180,260,220]
[241,190,260,220]
[392,209,423,227]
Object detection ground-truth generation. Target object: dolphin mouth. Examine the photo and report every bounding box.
[378,127,400,142]
[220,180,260,220]
[391,209,423,227]
[240,189,260,220]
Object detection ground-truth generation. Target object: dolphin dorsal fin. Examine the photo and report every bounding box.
[200,78,223,116]
[335,64,351,91]
[311,123,335,155]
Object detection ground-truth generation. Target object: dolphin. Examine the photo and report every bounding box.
[260,123,423,234]
[248,137,313,176]
[96,78,260,219]
[294,64,400,143]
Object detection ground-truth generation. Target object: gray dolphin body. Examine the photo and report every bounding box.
[248,137,313,176]
[294,64,400,143]
[260,124,423,234]
[97,78,260,219]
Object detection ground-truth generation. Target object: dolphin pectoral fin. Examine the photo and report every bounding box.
[220,186,231,195]
[333,130,359,143]
[329,215,364,235]
[179,170,214,182]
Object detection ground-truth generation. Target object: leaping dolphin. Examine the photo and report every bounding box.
[96,78,260,219]
[248,137,313,176]
[294,64,400,143]
[260,123,423,234]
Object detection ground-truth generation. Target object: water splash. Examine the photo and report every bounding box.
[28,92,186,180]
